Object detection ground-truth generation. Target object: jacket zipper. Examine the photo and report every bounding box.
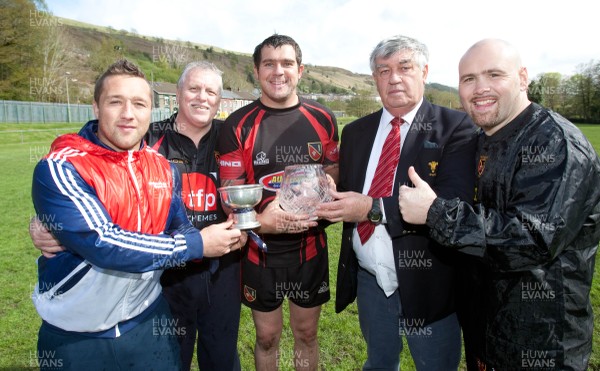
[49,263,93,300]
[127,150,142,232]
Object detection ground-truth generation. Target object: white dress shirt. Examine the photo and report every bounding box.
[353,98,423,296]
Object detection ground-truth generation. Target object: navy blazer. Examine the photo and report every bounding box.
[335,99,478,325]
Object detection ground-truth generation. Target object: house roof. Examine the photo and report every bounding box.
[221,90,238,99]
[234,91,259,100]
[152,82,177,95]
[220,90,258,100]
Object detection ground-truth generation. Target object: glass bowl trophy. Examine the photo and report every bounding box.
[278,164,333,219]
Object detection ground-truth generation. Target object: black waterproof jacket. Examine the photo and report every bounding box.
[427,104,600,370]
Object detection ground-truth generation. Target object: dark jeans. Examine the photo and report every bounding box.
[37,296,181,371]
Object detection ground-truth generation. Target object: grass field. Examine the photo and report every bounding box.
[0,122,599,370]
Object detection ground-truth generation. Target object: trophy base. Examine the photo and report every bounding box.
[233,210,261,230]
[234,221,261,230]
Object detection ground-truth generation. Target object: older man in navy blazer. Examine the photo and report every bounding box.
[316,35,477,370]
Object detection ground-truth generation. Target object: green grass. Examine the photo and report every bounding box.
[1,123,599,370]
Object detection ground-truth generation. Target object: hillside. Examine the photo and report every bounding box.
[50,17,381,104]
[0,6,458,107]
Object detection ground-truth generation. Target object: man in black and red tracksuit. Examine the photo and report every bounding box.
[146,61,244,371]
[217,34,339,370]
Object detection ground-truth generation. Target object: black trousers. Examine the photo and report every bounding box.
[161,251,242,371]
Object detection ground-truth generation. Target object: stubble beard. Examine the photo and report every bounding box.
[469,106,502,131]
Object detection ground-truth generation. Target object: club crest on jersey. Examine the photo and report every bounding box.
[428,161,438,176]
[478,156,488,177]
[244,285,257,302]
[254,151,269,166]
[308,142,322,161]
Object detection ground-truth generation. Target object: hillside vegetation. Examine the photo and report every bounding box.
[6,1,600,121]
[1,1,460,109]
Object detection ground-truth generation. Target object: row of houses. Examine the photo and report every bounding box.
[151,82,357,120]
[151,82,258,119]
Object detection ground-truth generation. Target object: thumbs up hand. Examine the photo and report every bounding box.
[398,166,437,224]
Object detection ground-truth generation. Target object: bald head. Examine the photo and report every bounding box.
[458,39,530,135]
[460,39,522,72]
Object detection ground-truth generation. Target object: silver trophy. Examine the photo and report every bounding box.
[278,164,332,220]
[218,184,263,230]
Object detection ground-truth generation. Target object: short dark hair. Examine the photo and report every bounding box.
[94,59,149,103]
[252,34,302,69]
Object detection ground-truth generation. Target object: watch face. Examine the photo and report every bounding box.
[370,213,382,223]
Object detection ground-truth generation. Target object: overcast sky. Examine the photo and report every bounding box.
[46,0,598,88]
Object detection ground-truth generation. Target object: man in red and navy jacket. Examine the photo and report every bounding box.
[31,60,242,370]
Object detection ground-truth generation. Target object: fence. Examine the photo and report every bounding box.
[0,100,172,124]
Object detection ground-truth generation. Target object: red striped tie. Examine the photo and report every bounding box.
[357,117,402,244]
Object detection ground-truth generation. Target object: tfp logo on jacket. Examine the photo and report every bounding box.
[181,173,218,212]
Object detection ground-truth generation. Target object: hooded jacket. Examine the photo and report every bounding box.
[31,120,203,337]
[427,104,600,370]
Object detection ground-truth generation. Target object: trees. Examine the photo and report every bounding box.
[424,89,461,110]
[0,0,43,100]
[528,61,600,122]
[35,16,69,102]
[90,37,124,75]
[345,90,380,117]
[528,72,562,111]
[0,0,69,102]
[572,61,600,122]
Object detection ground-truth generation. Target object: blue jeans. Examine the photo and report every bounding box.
[357,267,461,371]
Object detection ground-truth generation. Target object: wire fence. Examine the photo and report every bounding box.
[0,100,172,124]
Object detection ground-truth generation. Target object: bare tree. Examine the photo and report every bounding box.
[34,21,69,102]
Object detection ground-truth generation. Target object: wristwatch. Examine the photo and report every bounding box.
[367,197,383,224]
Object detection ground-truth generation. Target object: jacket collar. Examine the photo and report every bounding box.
[50,120,146,160]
